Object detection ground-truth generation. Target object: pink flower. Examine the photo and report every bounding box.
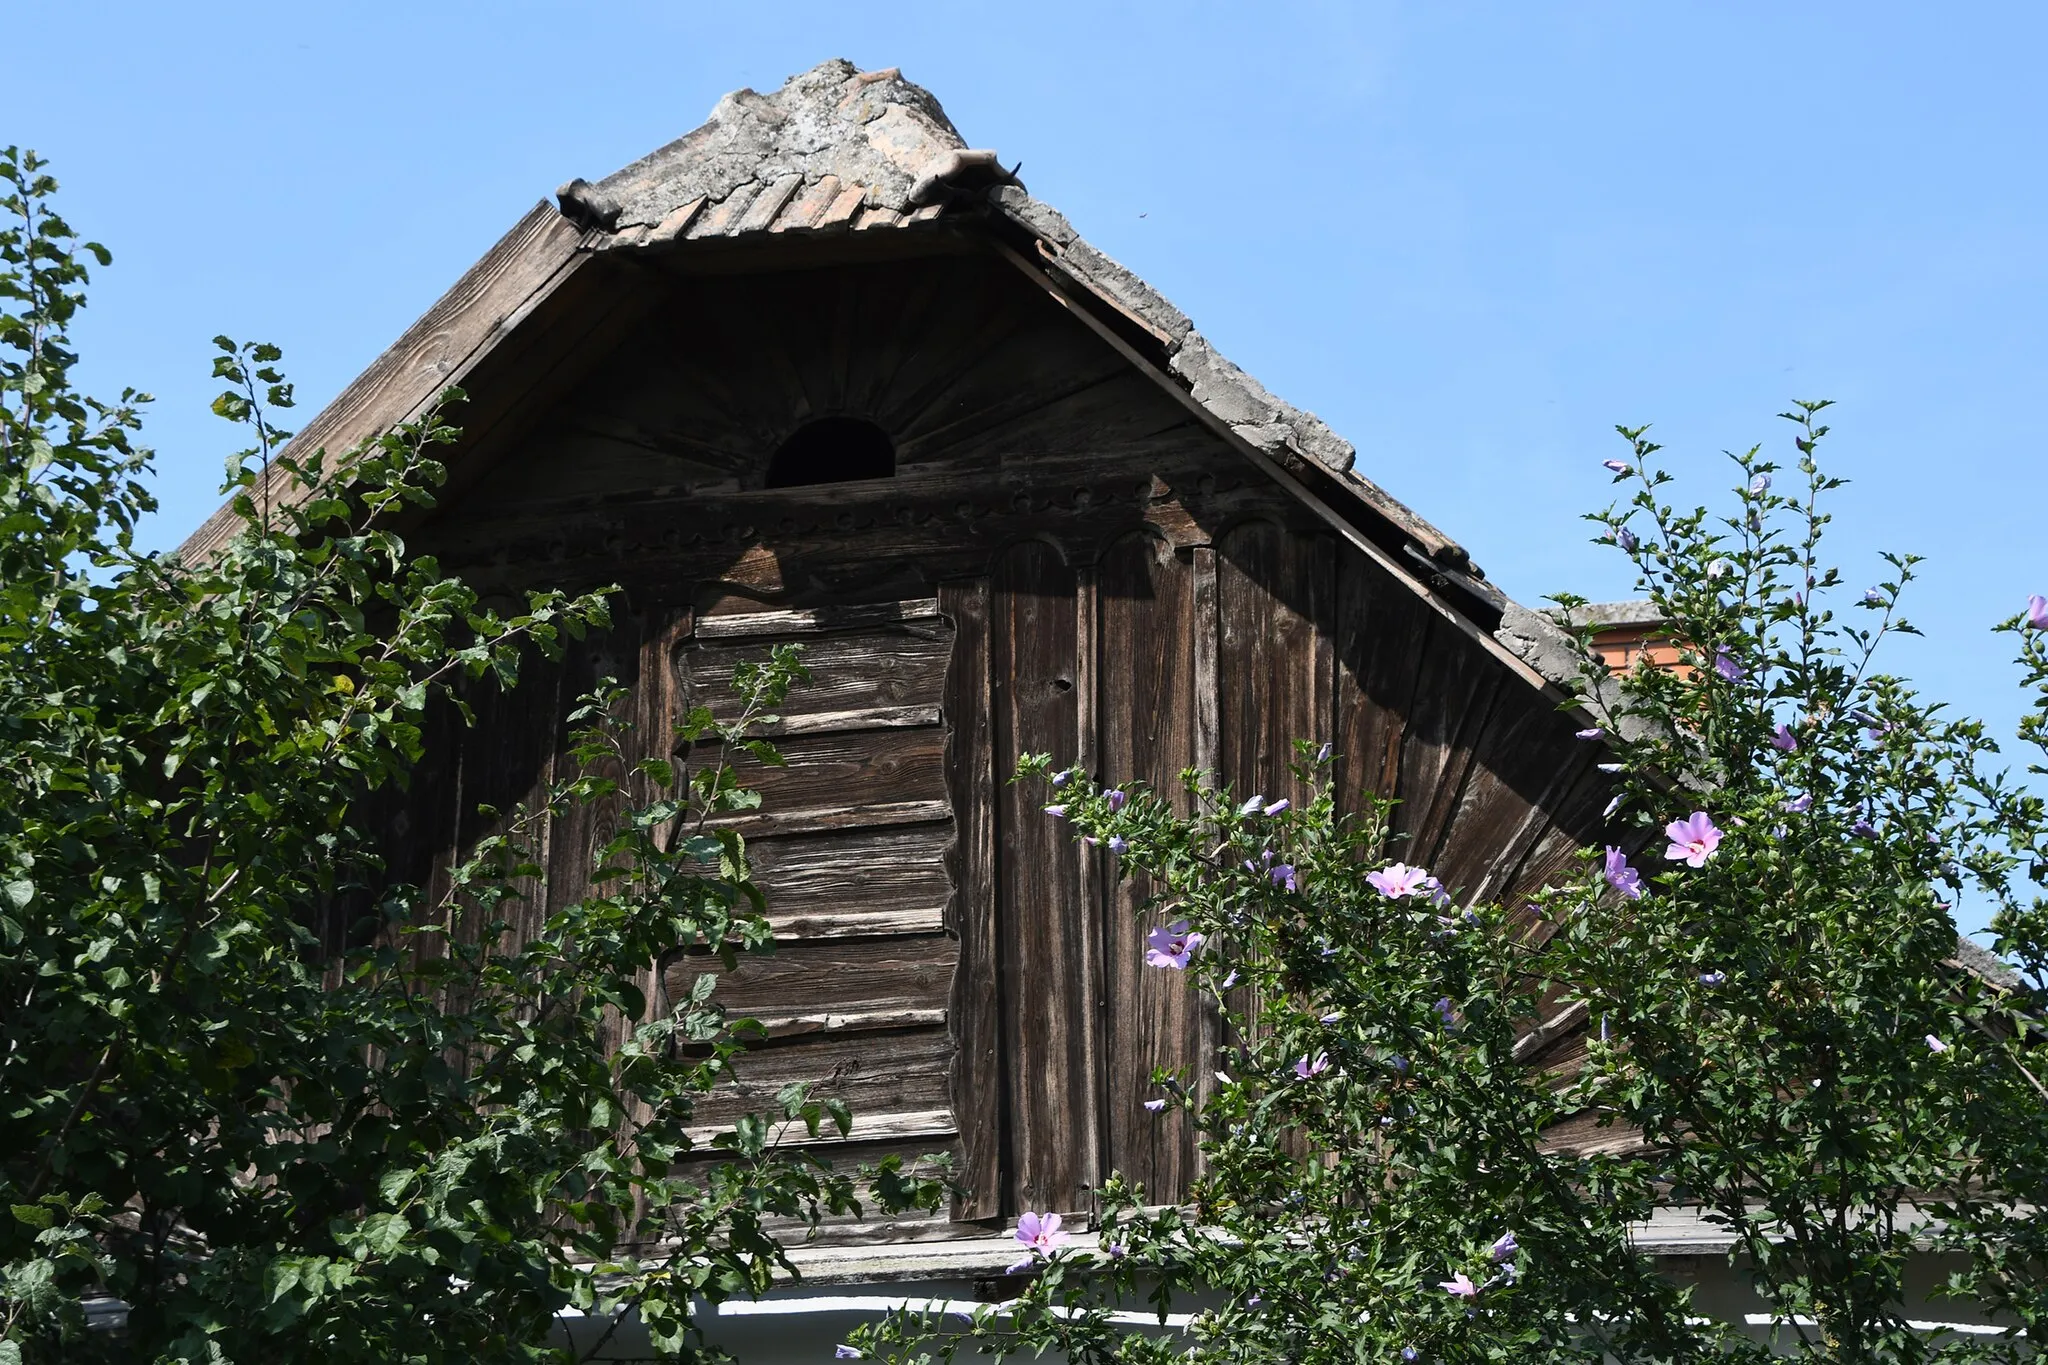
[1367,863,1440,901]
[1603,846,1644,899]
[1294,1052,1330,1080]
[1770,724,1798,752]
[2030,595,2048,630]
[1926,1035,1948,1054]
[1014,1211,1070,1258]
[1144,920,1204,969]
[1439,1272,1479,1299]
[1663,812,1722,867]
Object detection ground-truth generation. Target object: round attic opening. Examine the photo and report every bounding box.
[764,416,896,489]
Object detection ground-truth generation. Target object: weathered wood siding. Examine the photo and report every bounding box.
[394,245,1612,1232]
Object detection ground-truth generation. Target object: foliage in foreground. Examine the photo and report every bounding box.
[0,148,943,1365]
[850,411,2048,1365]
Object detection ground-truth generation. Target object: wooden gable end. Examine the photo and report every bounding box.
[373,237,1620,1235]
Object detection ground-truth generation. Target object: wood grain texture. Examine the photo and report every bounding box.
[716,726,947,825]
[1333,545,1430,819]
[992,540,1099,1217]
[669,935,957,1028]
[1095,532,1203,1203]
[743,824,953,939]
[690,1026,954,1128]
[1393,618,1502,870]
[677,620,951,723]
[941,578,1003,1220]
[1215,520,1335,812]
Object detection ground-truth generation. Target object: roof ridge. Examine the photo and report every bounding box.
[556,59,983,233]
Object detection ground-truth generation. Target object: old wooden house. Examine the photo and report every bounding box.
[178,58,1995,1355]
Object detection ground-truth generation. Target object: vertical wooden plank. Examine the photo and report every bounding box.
[1430,683,1585,904]
[1333,547,1431,821]
[1191,547,1221,783]
[941,577,1002,1221]
[991,540,1099,1218]
[1394,622,1502,869]
[1189,544,1223,1129]
[1095,533,1203,1205]
[1214,520,1335,809]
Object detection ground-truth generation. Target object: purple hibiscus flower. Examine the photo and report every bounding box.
[1269,862,1299,892]
[1144,920,1204,970]
[1014,1211,1070,1257]
[2029,595,2048,630]
[1491,1232,1519,1262]
[1439,1272,1479,1299]
[1712,647,1747,682]
[1367,862,1445,903]
[1603,846,1645,900]
[1104,788,1127,812]
[1783,793,1813,814]
[1603,459,1631,475]
[1664,812,1722,867]
[1770,723,1798,753]
[1576,726,1604,741]
[1294,1052,1331,1080]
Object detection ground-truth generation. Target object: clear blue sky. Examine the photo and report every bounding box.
[18,2,2046,931]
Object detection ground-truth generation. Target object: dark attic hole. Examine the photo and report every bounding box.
[764,416,896,489]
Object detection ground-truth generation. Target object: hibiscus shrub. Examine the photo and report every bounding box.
[849,406,2048,1365]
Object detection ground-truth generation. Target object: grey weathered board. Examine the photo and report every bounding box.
[1094,532,1203,1204]
[991,540,1101,1217]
